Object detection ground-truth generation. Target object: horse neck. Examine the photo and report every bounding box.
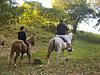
[27,38,32,45]
[68,33,73,40]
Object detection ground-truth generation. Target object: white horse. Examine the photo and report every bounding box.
[46,32,73,64]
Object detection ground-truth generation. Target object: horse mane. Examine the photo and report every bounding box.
[27,35,35,45]
[26,36,33,41]
[67,32,73,40]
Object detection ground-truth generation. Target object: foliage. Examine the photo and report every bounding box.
[0,0,19,25]
[18,1,68,27]
[0,1,100,74]
[0,0,98,33]
[52,0,96,34]
[96,0,100,7]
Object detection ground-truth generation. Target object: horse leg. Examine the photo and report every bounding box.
[47,57,50,65]
[20,53,24,64]
[55,51,59,64]
[46,49,53,65]
[27,52,31,64]
[65,52,71,61]
[62,50,65,63]
[9,46,15,65]
[47,51,51,65]
[14,53,20,65]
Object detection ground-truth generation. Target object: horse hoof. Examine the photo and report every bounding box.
[65,58,68,61]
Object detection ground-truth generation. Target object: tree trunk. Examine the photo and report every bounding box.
[72,24,77,34]
[72,14,80,34]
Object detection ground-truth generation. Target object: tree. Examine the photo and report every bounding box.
[18,1,68,27]
[18,1,42,26]
[96,0,100,7]
[92,1,100,30]
[52,0,95,34]
[0,0,18,25]
[16,0,95,33]
[68,0,91,34]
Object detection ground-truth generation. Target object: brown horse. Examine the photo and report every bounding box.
[9,35,35,65]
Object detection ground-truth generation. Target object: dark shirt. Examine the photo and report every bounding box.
[18,31,29,46]
[57,23,68,35]
[18,31,26,41]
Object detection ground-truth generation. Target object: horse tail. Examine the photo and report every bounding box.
[9,43,15,64]
[46,39,55,59]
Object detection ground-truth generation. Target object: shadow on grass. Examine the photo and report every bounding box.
[32,58,43,65]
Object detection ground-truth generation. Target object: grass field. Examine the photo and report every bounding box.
[0,26,100,75]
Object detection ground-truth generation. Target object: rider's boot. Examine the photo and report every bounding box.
[66,43,72,52]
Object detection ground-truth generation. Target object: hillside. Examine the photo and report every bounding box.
[0,25,100,75]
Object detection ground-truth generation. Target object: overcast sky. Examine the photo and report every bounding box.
[15,0,52,8]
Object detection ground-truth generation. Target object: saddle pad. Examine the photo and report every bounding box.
[58,36,68,43]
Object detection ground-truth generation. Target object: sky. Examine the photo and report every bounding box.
[78,18,100,34]
[16,0,52,8]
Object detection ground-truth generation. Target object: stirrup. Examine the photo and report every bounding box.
[67,48,72,52]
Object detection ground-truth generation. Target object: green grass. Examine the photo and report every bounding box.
[0,26,100,75]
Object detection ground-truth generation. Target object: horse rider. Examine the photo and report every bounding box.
[56,20,72,51]
[18,26,29,50]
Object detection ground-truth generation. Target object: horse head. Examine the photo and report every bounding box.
[27,35,35,46]
[67,32,73,41]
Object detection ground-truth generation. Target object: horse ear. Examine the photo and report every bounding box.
[32,35,34,38]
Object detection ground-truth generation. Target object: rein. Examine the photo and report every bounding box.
[27,38,32,45]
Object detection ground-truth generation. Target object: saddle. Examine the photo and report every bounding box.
[58,36,72,52]
[14,40,28,52]
[58,36,67,43]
